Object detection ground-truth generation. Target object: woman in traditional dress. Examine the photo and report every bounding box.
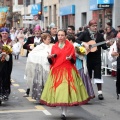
[12,38,21,60]
[17,30,25,56]
[40,29,89,120]
[24,33,52,103]
[67,34,95,99]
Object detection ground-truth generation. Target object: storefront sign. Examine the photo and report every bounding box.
[89,0,102,10]
[97,4,112,8]
[0,7,8,12]
[97,0,114,8]
[31,4,41,15]
[97,0,114,4]
[60,5,75,16]
[90,0,114,10]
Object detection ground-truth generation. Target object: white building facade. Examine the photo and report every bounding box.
[59,0,92,31]
[59,0,120,31]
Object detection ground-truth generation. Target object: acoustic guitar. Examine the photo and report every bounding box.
[86,38,118,54]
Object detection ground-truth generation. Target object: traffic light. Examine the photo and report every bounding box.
[38,11,42,20]
[38,11,42,15]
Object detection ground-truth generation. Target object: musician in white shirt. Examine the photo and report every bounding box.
[23,24,42,51]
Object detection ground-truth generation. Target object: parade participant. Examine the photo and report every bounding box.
[117,25,120,32]
[12,38,21,60]
[76,19,110,100]
[10,27,16,41]
[105,27,115,41]
[40,29,89,120]
[49,23,58,43]
[23,25,42,97]
[106,22,117,37]
[24,33,52,101]
[0,27,13,102]
[23,24,42,53]
[108,32,120,99]
[67,25,75,35]
[17,30,25,44]
[104,27,116,76]
[67,34,95,99]
[17,30,26,56]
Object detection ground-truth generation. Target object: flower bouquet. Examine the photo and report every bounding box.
[0,44,12,62]
[75,46,87,55]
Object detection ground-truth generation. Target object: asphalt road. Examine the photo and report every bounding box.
[0,56,120,120]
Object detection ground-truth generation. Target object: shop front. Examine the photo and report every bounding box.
[60,5,75,29]
[89,0,114,29]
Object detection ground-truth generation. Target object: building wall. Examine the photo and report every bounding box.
[59,0,92,32]
[113,0,120,29]
[43,0,59,29]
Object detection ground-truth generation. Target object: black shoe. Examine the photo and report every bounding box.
[61,114,66,120]
[16,55,19,60]
[26,88,30,95]
[117,94,119,100]
[23,88,30,97]
[98,94,104,100]
[4,96,9,101]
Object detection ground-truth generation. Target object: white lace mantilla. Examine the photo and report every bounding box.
[24,43,53,94]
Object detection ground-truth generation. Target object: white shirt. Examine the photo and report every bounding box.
[10,33,16,41]
[34,37,41,43]
[52,36,56,40]
[108,41,117,62]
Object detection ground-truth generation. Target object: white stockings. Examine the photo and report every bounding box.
[61,106,67,116]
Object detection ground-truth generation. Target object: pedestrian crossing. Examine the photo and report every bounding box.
[26,97,36,102]
[0,79,51,115]
[18,89,26,92]
[12,84,19,87]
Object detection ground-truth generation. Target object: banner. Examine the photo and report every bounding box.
[0,7,8,28]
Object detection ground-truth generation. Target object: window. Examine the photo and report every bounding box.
[18,0,23,5]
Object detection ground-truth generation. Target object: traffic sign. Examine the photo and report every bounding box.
[31,4,41,15]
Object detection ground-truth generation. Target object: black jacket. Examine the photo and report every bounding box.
[23,36,35,50]
[76,29,108,63]
[50,35,58,44]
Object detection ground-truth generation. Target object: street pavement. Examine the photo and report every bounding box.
[0,56,120,120]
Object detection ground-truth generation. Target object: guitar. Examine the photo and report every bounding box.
[86,38,118,54]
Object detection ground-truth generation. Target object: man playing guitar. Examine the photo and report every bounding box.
[76,19,111,100]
